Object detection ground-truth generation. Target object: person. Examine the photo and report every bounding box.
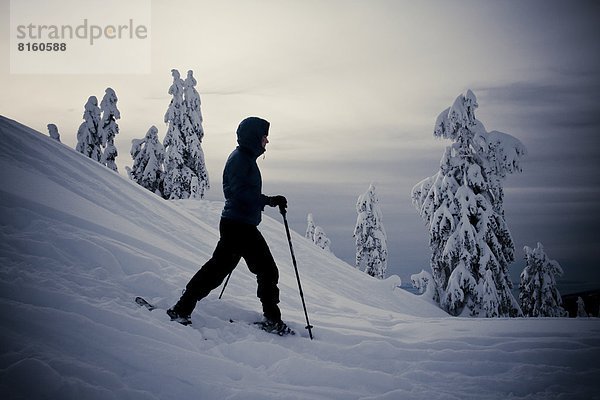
[167,116,290,333]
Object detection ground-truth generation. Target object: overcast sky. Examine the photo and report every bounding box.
[2,0,599,293]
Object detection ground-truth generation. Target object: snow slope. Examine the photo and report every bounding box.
[0,115,598,399]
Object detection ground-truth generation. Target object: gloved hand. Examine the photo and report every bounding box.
[268,195,287,210]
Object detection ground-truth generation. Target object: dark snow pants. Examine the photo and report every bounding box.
[179,218,281,321]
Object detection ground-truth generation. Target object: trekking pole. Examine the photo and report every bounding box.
[218,272,232,300]
[280,205,314,340]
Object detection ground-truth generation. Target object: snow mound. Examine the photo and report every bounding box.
[1,115,598,399]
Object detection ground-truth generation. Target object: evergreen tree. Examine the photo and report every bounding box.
[411,90,526,317]
[102,142,119,172]
[576,297,588,318]
[306,213,332,252]
[76,96,102,161]
[306,213,316,241]
[519,243,567,317]
[163,69,190,199]
[354,183,388,279]
[314,226,332,253]
[189,176,202,199]
[411,269,436,300]
[100,88,120,172]
[127,126,165,195]
[47,124,60,142]
[182,70,209,199]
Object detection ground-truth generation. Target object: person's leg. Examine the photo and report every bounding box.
[242,227,281,321]
[171,219,241,317]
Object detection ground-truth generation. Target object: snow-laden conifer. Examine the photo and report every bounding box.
[102,142,119,172]
[519,243,567,317]
[100,88,120,172]
[411,270,436,300]
[306,213,332,252]
[163,69,191,199]
[354,184,387,279]
[411,90,526,317]
[47,124,60,142]
[306,214,316,241]
[182,70,209,199]
[189,176,202,199]
[576,297,588,318]
[314,226,332,253]
[76,96,102,162]
[127,126,165,195]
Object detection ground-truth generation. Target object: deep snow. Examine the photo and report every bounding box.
[0,115,598,400]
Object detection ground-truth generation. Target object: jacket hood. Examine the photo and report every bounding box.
[236,117,270,157]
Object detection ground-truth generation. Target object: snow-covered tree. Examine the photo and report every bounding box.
[101,142,119,172]
[411,90,526,317]
[162,69,209,200]
[76,96,102,161]
[163,69,191,200]
[411,269,436,300]
[306,214,316,241]
[127,126,165,195]
[576,297,588,318]
[189,176,201,199]
[47,124,60,142]
[314,226,332,252]
[182,70,209,199]
[354,183,388,279]
[519,243,567,317]
[100,88,120,172]
[306,213,332,252]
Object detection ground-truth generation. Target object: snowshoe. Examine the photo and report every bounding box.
[166,307,192,326]
[255,319,295,336]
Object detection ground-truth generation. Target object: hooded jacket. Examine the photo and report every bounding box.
[221,117,270,226]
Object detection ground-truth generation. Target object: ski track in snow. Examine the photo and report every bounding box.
[1,115,599,400]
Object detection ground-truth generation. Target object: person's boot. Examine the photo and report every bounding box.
[258,318,294,336]
[167,293,195,326]
[262,303,281,323]
[259,303,293,335]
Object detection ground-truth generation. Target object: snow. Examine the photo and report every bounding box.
[1,115,599,399]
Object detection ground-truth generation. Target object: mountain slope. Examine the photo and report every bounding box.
[0,115,598,400]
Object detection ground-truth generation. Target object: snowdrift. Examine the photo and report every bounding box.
[0,115,598,399]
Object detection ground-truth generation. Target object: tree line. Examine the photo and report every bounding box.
[48,69,209,201]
